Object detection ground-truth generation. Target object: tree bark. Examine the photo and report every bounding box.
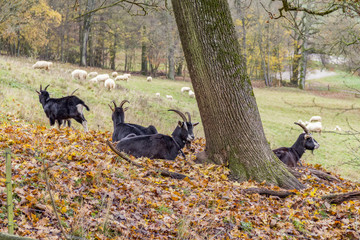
[172,0,304,189]
[110,33,117,70]
[141,26,148,75]
[167,11,175,80]
[80,0,95,66]
[299,14,309,90]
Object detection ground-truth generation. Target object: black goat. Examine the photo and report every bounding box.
[273,122,320,167]
[36,85,90,132]
[110,100,158,142]
[115,109,199,160]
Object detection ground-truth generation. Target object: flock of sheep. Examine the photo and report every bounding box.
[32,60,195,101]
[298,115,341,134]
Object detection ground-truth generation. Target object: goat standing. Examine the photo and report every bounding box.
[273,122,319,167]
[36,85,90,132]
[115,109,198,160]
[110,100,158,142]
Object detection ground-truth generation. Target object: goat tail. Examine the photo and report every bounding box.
[83,103,90,111]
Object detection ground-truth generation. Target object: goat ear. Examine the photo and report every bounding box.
[124,107,129,112]
[108,104,114,112]
[193,122,199,127]
[178,121,183,127]
[36,90,40,95]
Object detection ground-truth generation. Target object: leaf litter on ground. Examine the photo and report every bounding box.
[0,111,359,239]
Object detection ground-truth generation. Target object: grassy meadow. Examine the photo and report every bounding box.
[1,55,360,181]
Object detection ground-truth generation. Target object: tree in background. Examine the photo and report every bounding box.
[172,0,304,189]
[0,0,60,57]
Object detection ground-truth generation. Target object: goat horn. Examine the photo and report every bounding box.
[112,100,117,108]
[168,109,187,122]
[108,104,114,112]
[185,112,191,122]
[44,84,50,91]
[40,85,42,91]
[119,100,130,108]
[294,122,309,134]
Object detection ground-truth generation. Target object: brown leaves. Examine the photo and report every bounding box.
[0,111,360,239]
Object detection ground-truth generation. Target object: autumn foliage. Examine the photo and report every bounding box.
[0,111,360,239]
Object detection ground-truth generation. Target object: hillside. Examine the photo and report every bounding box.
[1,56,360,181]
[0,111,360,239]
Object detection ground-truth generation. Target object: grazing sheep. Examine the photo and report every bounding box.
[32,61,53,70]
[309,116,322,122]
[115,75,128,81]
[181,87,191,93]
[88,72,98,78]
[306,121,322,134]
[166,95,173,100]
[104,78,116,90]
[155,92,160,97]
[189,90,195,98]
[112,72,118,78]
[273,122,320,167]
[89,77,98,83]
[147,76,152,82]
[96,74,110,82]
[36,85,90,132]
[123,73,131,78]
[114,110,198,160]
[298,119,306,126]
[334,125,342,131]
[71,69,88,81]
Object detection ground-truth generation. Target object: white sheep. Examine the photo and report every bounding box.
[88,72,98,78]
[32,61,53,70]
[181,87,191,93]
[309,116,322,122]
[71,69,88,81]
[166,95,173,100]
[147,76,152,82]
[306,121,322,134]
[297,119,306,126]
[334,125,342,131]
[104,78,116,90]
[115,75,128,81]
[189,90,195,98]
[96,74,110,82]
[112,72,118,78]
[155,92,160,97]
[89,77,98,83]
[123,73,131,78]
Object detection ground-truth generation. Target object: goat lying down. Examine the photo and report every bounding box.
[110,100,158,142]
[115,109,198,160]
[273,122,320,167]
[36,85,90,132]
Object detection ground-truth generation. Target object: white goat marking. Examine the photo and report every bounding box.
[77,104,84,115]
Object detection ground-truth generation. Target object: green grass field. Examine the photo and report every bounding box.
[1,55,360,181]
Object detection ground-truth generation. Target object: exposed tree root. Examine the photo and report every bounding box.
[243,187,295,198]
[106,140,189,180]
[292,166,340,182]
[322,191,360,204]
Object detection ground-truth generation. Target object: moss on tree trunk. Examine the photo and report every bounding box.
[172,0,304,189]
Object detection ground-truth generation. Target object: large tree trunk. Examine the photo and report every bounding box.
[172,0,304,190]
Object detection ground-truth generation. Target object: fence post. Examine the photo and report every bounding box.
[5,149,14,234]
